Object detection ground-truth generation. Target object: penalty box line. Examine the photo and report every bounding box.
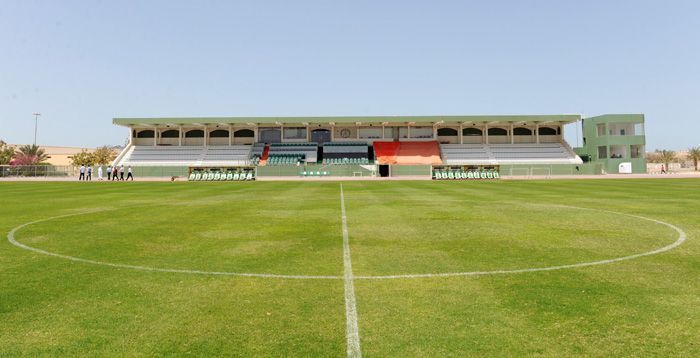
[340,184,362,357]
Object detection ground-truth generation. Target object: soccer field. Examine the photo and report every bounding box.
[1,180,698,356]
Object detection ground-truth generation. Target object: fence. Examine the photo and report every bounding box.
[256,164,376,177]
[500,163,604,177]
[0,165,77,178]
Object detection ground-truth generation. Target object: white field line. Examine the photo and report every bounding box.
[340,184,362,357]
[6,213,340,280]
[5,205,687,283]
[354,206,687,280]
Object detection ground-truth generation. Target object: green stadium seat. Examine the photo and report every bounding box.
[233,173,239,180]
[493,171,500,179]
[486,171,494,179]
[448,172,455,180]
[480,172,487,179]
[195,173,202,181]
[246,172,253,180]
[226,173,233,180]
[214,173,221,180]
[188,173,195,181]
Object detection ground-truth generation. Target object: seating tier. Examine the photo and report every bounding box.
[440,143,582,165]
[121,145,252,166]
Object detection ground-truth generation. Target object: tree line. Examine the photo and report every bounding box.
[646,147,700,171]
[67,147,119,166]
[0,140,117,166]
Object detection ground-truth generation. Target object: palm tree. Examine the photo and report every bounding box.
[687,147,700,171]
[656,150,676,172]
[0,140,14,165]
[12,144,50,165]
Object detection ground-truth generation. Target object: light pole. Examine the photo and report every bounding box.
[32,113,41,146]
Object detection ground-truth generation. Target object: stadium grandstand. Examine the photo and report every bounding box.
[112,114,646,179]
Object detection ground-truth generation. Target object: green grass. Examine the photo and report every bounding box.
[1,180,698,356]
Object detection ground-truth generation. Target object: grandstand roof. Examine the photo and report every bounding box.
[113,114,581,126]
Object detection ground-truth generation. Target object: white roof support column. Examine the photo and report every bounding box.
[510,123,514,144]
[228,125,233,146]
[153,128,157,146]
[204,125,208,147]
[178,126,182,146]
[484,123,489,145]
[253,126,259,142]
[535,123,540,144]
[559,122,564,139]
[459,123,463,144]
[330,122,335,141]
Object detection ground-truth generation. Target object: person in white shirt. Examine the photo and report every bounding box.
[97,165,103,180]
[79,165,85,181]
[87,166,92,181]
[119,165,125,181]
[126,166,134,181]
[107,165,112,180]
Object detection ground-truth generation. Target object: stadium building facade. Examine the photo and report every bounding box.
[112,114,646,178]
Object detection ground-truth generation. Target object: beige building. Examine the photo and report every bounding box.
[9,145,95,166]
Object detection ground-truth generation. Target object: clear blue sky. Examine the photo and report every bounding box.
[1,0,698,150]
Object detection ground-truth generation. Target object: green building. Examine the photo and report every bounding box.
[575,114,646,174]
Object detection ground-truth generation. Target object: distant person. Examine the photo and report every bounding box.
[119,165,125,181]
[87,165,92,181]
[126,166,134,181]
[79,165,85,181]
[661,164,667,174]
[106,165,112,180]
[112,166,118,181]
[97,165,103,180]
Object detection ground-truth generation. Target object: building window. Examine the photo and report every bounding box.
[631,145,644,158]
[437,128,458,136]
[463,128,483,136]
[136,130,155,138]
[598,146,608,159]
[185,130,204,138]
[597,123,606,136]
[161,130,179,138]
[234,129,254,137]
[209,129,229,138]
[283,127,306,140]
[359,127,382,139]
[538,127,557,135]
[410,127,433,139]
[610,145,626,158]
[488,128,507,136]
[513,127,532,135]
